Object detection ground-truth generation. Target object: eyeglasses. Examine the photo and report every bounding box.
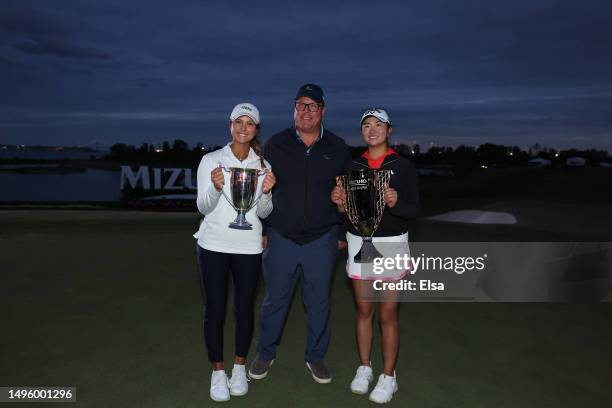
[295,101,322,112]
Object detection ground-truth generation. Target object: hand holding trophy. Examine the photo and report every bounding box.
[217,164,266,230]
[331,178,346,212]
[261,169,276,194]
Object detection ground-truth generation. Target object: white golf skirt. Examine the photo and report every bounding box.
[346,231,412,281]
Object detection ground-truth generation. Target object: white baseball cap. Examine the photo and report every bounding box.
[230,102,260,125]
[360,107,391,126]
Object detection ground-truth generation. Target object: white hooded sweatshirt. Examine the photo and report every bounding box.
[193,142,272,254]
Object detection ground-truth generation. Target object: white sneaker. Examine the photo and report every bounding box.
[369,373,398,404]
[350,365,373,394]
[210,370,230,402]
[229,364,249,396]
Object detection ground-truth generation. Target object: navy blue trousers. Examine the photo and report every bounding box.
[197,246,261,363]
[256,226,338,363]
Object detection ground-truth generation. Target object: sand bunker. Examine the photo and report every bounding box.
[427,209,517,224]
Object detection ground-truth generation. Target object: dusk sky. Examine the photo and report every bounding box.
[1,0,611,151]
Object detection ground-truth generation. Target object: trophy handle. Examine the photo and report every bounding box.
[245,169,267,211]
[370,169,394,234]
[337,174,360,232]
[217,164,240,211]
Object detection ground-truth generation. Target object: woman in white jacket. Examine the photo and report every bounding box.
[194,103,275,402]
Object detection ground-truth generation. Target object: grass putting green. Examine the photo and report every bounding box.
[1,210,611,407]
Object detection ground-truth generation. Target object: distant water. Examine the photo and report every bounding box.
[0,169,120,202]
[0,150,108,160]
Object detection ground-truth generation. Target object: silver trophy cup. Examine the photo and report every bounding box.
[338,169,393,263]
[219,166,266,230]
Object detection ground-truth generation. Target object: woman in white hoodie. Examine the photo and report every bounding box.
[194,103,275,402]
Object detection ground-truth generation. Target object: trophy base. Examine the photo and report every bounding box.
[229,222,253,230]
[353,238,383,263]
[228,212,253,230]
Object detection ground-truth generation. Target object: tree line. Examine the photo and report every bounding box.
[103,139,610,169]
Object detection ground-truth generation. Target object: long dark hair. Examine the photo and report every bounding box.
[250,125,266,169]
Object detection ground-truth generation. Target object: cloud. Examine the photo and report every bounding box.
[0,7,69,37]
[14,38,112,60]
[1,0,611,149]
[0,57,19,69]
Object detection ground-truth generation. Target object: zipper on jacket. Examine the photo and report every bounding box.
[302,149,310,238]
[380,157,399,168]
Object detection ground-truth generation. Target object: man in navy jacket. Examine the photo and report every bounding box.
[249,84,351,384]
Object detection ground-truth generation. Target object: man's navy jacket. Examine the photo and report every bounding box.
[264,127,352,244]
